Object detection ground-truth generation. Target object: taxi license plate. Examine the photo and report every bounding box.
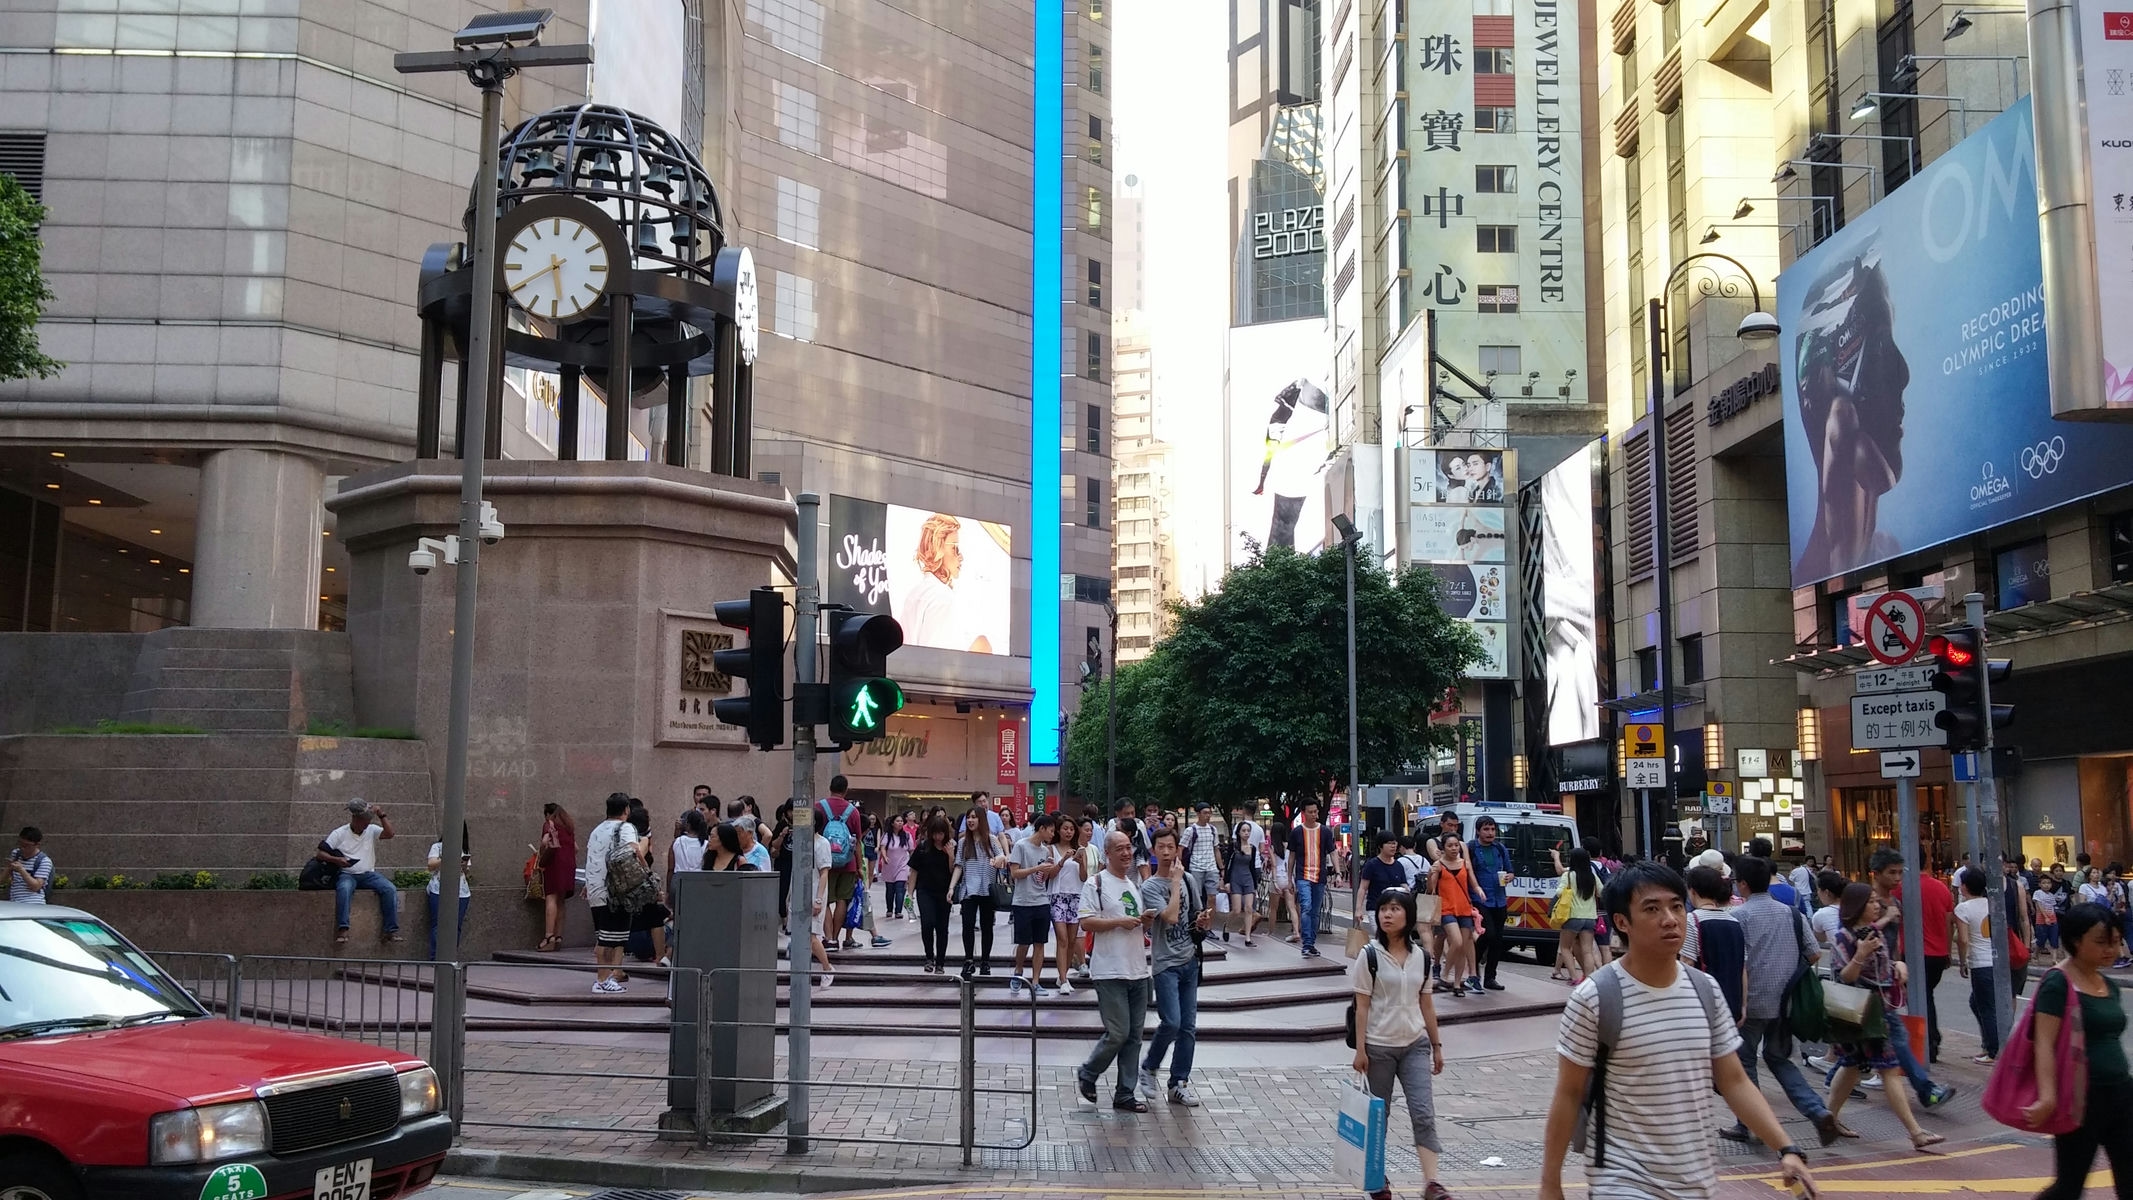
[314,1158,371,1200]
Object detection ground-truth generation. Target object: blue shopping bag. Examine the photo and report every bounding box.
[1334,1074,1388,1193]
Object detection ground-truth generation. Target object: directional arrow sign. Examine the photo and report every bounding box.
[1880,750,1922,779]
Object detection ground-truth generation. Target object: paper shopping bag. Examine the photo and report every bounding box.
[1215,891,1232,914]
[1333,1074,1388,1192]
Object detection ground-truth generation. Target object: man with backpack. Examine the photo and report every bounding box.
[1468,816,1514,992]
[1539,861,1816,1200]
[583,793,640,993]
[817,775,865,951]
[1718,856,1842,1147]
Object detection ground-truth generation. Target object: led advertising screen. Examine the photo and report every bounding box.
[1779,98,2133,586]
[1541,442,1601,746]
[829,496,1013,655]
[1227,320,1332,562]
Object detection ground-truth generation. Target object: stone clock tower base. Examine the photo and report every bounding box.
[328,460,796,948]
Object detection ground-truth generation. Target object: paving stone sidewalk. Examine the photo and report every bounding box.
[450,1034,2032,1189]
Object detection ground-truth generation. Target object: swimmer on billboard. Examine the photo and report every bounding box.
[1791,245,1910,581]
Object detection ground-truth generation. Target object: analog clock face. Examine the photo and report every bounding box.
[503,217,610,321]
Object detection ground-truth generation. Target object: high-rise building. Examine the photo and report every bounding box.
[1110,314,1175,663]
[0,0,1100,810]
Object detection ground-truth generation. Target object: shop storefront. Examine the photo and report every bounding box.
[833,701,1029,823]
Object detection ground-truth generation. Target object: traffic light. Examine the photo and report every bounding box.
[1928,626,2012,752]
[824,604,905,745]
[712,587,785,751]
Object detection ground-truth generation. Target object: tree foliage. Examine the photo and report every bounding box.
[0,174,62,383]
[1064,546,1482,816]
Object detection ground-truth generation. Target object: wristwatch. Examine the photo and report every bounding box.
[1778,1144,1805,1160]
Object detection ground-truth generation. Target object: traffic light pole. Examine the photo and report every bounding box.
[787,491,821,1155]
[1964,591,2016,1050]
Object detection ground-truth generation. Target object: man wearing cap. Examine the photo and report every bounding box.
[317,799,399,945]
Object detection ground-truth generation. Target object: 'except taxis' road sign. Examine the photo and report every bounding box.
[1850,690,1949,749]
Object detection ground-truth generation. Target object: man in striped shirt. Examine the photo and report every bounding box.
[1540,861,1816,1200]
[7,827,52,905]
[1287,800,1338,959]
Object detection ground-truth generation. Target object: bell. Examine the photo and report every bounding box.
[642,161,676,198]
[520,147,559,184]
[584,148,622,185]
[636,218,663,256]
[668,214,694,249]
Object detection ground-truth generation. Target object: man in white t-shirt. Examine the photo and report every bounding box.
[316,799,399,946]
[1179,802,1223,903]
[1540,862,1816,1200]
[1952,866,2001,1063]
[1076,830,1153,1112]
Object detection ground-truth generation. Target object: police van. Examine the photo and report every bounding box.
[1412,801,1584,958]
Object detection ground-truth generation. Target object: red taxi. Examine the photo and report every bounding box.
[0,903,451,1200]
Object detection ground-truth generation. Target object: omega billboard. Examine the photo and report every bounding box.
[1778,98,2133,586]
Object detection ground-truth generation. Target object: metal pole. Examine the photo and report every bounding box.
[1647,296,1678,856]
[1345,534,1360,808]
[787,492,821,1156]
[1106,602,1118,810]
[959,976,976,1166]
[1897,776,1928,1050]
[1967,591,2016,1047]
[435,70,506,970]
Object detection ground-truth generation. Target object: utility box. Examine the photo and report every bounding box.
[665,868,784,1133]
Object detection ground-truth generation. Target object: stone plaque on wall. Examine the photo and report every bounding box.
[659,609,748,749]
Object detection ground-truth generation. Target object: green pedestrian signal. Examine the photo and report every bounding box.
[823,605,904,745]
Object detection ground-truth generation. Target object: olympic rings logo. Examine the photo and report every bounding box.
[2021,436,2067,478]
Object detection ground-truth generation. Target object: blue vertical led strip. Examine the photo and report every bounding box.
[1031,0,1064,765]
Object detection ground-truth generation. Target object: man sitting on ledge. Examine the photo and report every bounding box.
[319,799,400,946]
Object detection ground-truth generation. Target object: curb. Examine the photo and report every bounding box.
[444,1146,961,1194]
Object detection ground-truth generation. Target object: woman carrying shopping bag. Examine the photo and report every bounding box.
[1825,882,1942,1150]
[2019,901,2133,1199]
[1349,887,1450,1200]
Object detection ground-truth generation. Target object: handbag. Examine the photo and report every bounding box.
[523,852,545,902]
[1782,908,1830,1042]
[1346,921,1371,958]
[1551,883,1576,928]
[1333,1073,1389,1193]
[1982,966,2090,1135]
[1821,978,1888,1040]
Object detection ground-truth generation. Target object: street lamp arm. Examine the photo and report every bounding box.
[1663,250,1765,313]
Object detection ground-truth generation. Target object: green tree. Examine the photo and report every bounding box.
[1065,546,1482,818]
[0,174,62,382]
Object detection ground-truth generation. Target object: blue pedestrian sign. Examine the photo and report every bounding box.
[1952,751,1980,782]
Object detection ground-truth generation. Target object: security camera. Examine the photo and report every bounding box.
[409,535,460,576]
[477,500,505,546]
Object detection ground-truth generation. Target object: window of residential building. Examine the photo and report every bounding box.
[1085,331,1103,380]
[1089,0,1104,19]
[1088,115,1104,165]
[1625,151,1647,417]
[1662,0,1680,50]
[1475,47,1513,73]
[1665,105,1686,265]
[1474,106,1516,133]
[1476,164,1516,193]
[1477,224,1518,253]
[1805,0,1847,238]
[1478,345,1522,375]
[1086,403,1103,454]
[1086,478,1104,528]
[1073,575,1111,604]
[1088,259,1104,308]
[1088,43,1104,92]
[1874,0,1919,187]
[1478,285,1519,313]
[1087,186,1105,229]
[1636,647,1658,692]
[1679,634,1704,684]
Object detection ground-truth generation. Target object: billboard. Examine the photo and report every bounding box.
[2077,0,2133,414]
[1227,320,1332,562]
[1779,98,2133,586]
[1540,442,1601,745]
[1407,449,1517,679]
[828,496,1013,655]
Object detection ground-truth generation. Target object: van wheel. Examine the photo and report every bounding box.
[0,1150,83,1200]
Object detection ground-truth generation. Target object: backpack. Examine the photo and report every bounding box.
[1572,961,1727,1167]
[604,823,656,915]
[1344,944,1379,1049]
[820,800,858,869]
[299,843,338,891]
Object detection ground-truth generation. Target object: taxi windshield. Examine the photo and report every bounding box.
[0,915,206,1040]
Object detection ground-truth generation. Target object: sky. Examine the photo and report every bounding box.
[1113,0,1229,598]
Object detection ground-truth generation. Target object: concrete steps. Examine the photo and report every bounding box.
[117,628,356,734]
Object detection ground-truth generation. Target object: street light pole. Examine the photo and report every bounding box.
[1644,252,1777,858]
[1334,516,1361,812]
[1105,601,1119,813]
[393,15,592,971]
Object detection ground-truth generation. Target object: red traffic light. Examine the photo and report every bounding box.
[1927,634,1975,667]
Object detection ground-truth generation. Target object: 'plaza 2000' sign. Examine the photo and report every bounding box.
[1253,205,1325,259]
